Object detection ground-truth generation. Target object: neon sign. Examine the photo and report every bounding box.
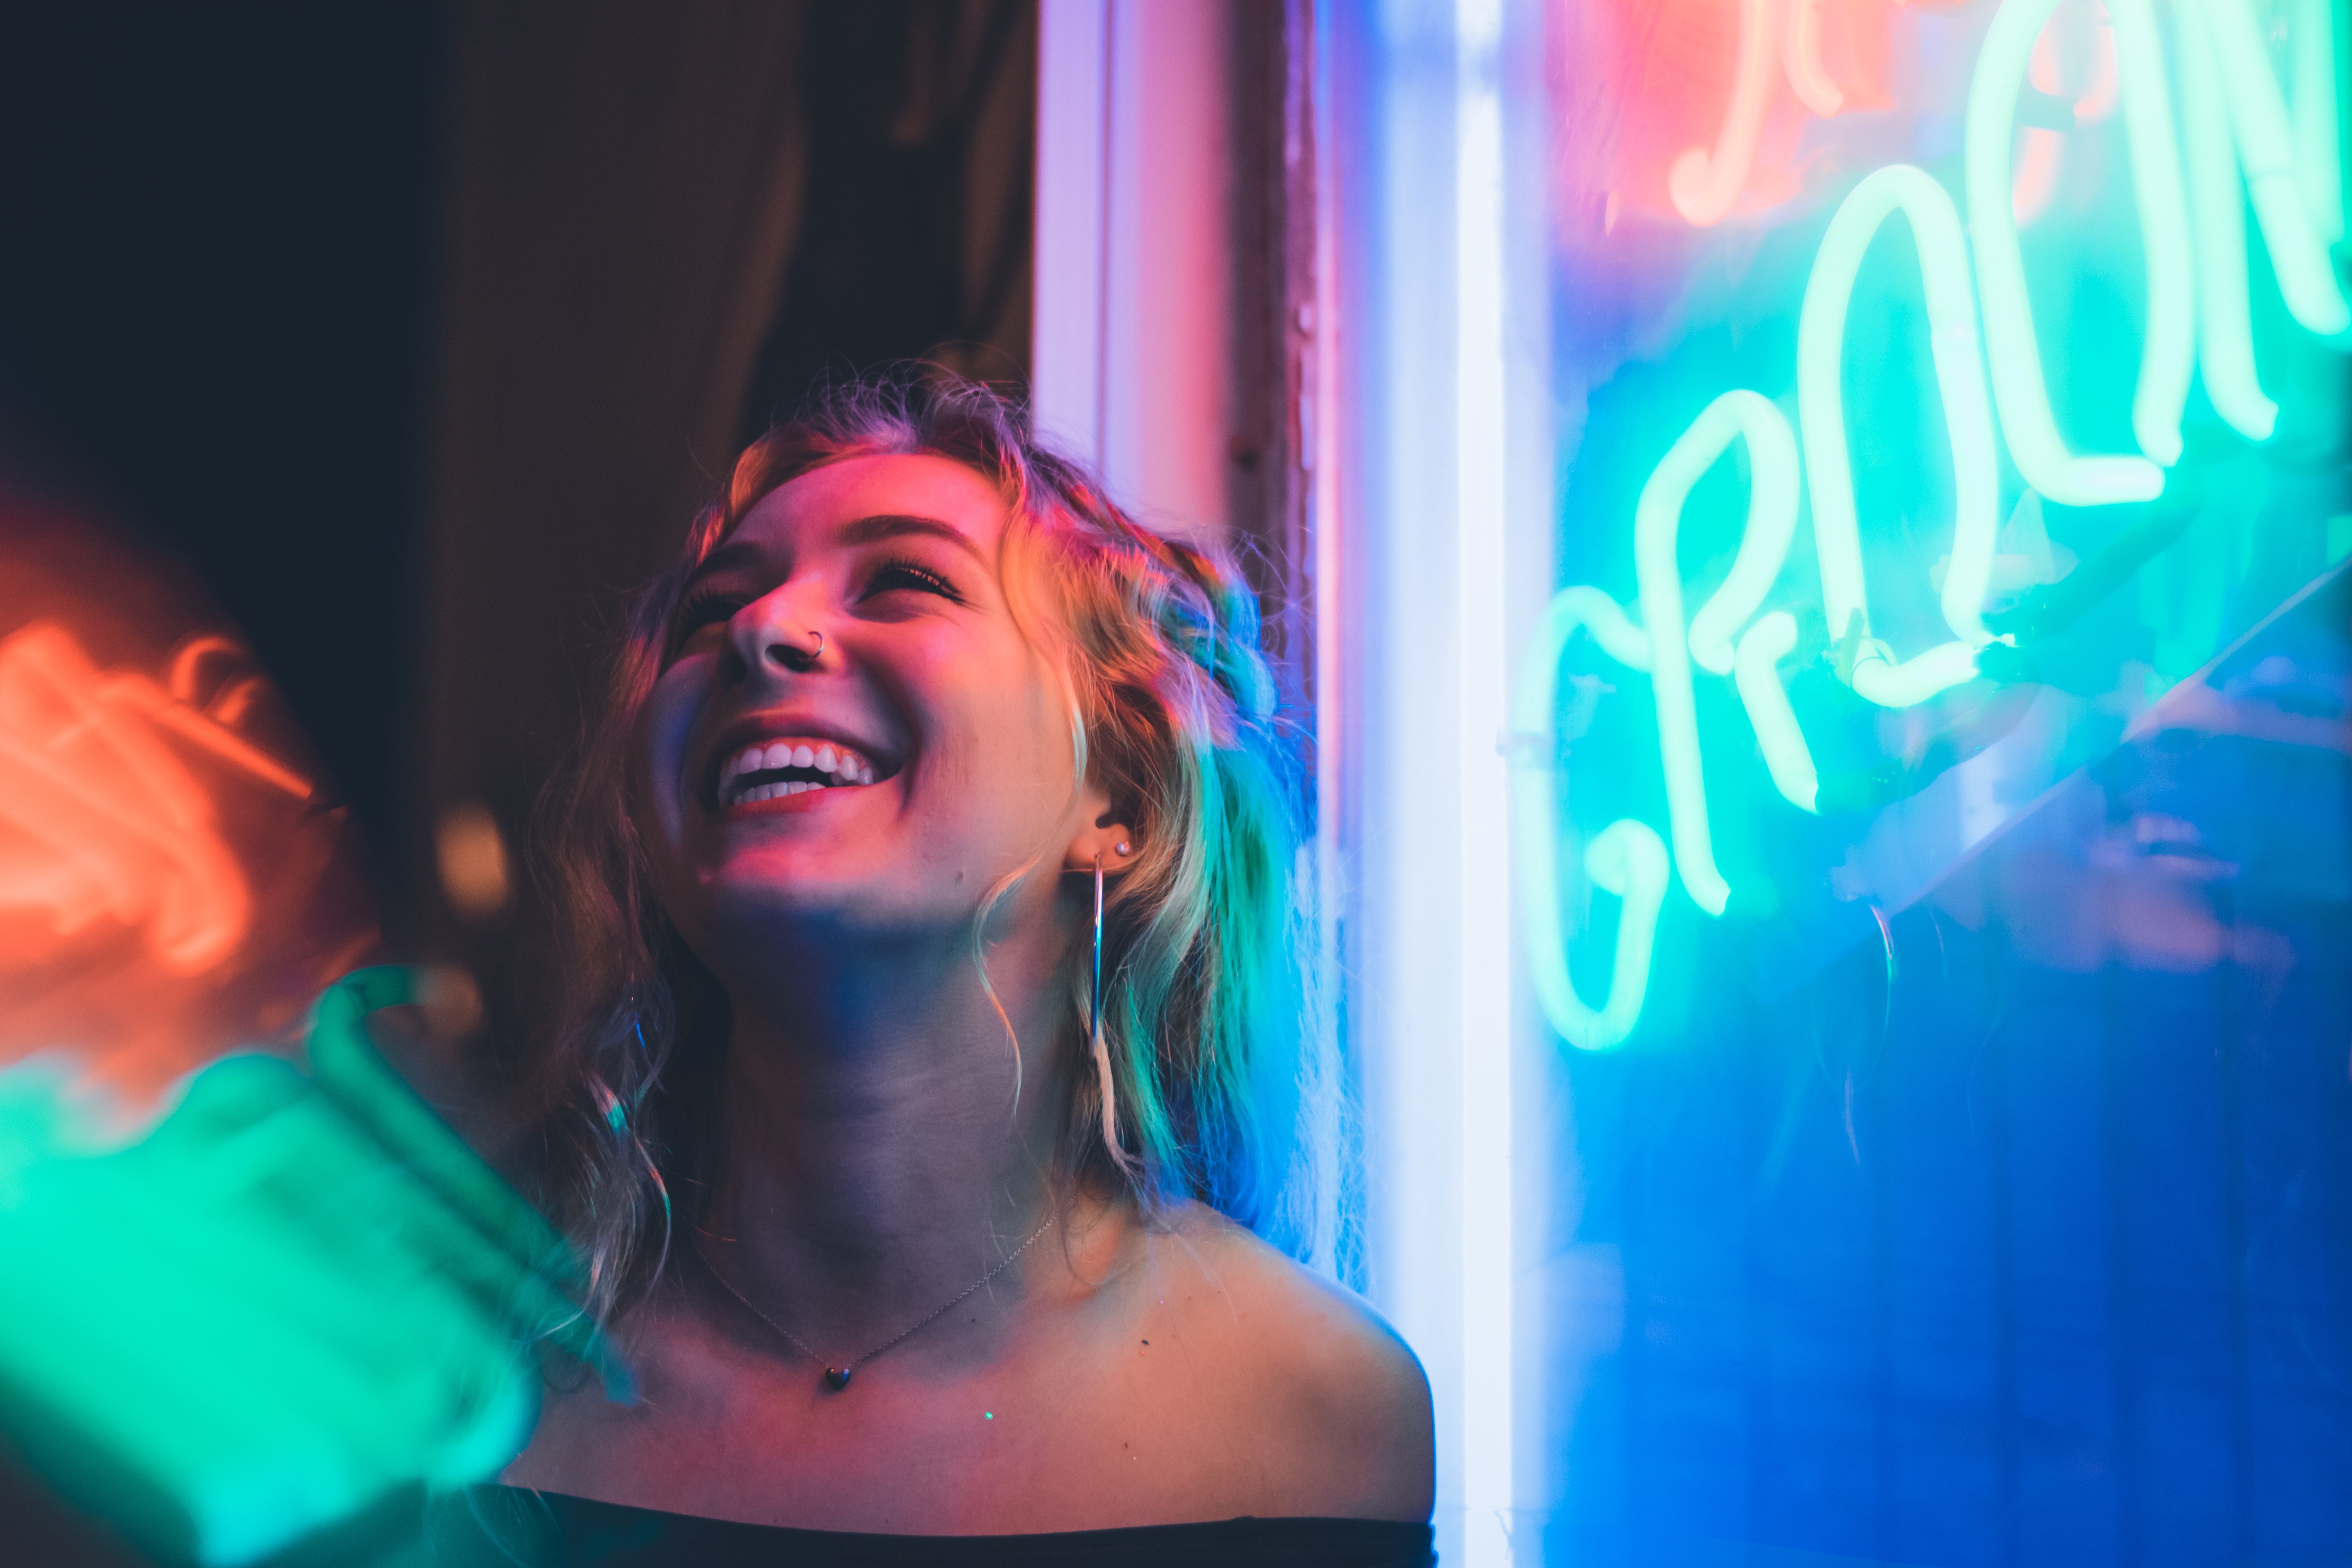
[1525,0,2348,1050]
[0,623,312,977]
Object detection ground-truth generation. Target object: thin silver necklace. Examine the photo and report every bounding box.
[699,1211,1058,1392]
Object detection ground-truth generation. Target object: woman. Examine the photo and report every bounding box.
[451,376,1433,1563]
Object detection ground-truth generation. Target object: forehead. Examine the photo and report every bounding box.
[732,452,1011,555]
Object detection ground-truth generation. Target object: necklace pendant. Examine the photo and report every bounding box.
[822,1366,852,1392]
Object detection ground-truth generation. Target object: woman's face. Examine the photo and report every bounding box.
[639,453,1104,973]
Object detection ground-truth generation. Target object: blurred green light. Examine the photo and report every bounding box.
[2179,0,2281,440]
[1732,611,1818,813]
[2200,0,2351,335]
[0,969,626,1565]
[2291,0,2343,245]
[1798,163,1996,698]
[1969,0,2168,505]
[2110,0,2196,467]
[1636,391,1805,914]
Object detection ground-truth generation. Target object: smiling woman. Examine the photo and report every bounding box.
[436,375,1432,1564]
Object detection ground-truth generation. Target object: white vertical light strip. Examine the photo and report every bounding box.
[1310,0,1349,1286]
[1096,0,1232,541]
[1359,0,1462,1550]
[1030,0,1109,466]
[1454,0,1514,1560]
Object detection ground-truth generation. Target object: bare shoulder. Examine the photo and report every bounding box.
[1132,1204,1434,1522]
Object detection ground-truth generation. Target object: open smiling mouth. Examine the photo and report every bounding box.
[716,738,880,808]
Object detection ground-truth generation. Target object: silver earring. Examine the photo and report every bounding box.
[1089,854,1122,1158]
[1090,855,1104,1040]
[1115,840,1131,856]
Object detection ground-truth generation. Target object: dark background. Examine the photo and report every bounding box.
[0,1,1035,955]
[0,4,444,920]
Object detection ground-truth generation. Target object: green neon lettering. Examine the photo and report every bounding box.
[1732,611,1818,812]
[1517,4,2348,1053]
[2197,0,2352,335]
[2292,0,2343,245]
[1968,0,2168,504]
[1556,584,1650,671]
[1684,390,1802,678]
[2109,0,2196,467]
[1798,164,1994,702]
[1511,594,1670,1051]
[2178,0,2280,439]
[1637,392,1800,914]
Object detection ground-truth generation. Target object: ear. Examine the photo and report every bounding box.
[1063,782,1140,874]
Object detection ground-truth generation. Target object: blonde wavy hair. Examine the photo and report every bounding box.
[520,372,1339,1323]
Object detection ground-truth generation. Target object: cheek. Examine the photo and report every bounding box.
[902,650,1074,838]
[638,667,707,850]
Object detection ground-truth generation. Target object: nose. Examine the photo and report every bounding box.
[726,586,829,681]
[769,628,822,671]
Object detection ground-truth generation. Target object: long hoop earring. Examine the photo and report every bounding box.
[1089,854,1122,1162]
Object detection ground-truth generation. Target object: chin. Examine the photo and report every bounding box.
[698,865,944,951]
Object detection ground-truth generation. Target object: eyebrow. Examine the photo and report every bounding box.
[835,512,988,564]
[682,513,987,593]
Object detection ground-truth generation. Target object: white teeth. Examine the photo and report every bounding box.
[721,737,882,805]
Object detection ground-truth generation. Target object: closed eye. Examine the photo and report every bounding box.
[670,590,744,655]
[862,557,963,603]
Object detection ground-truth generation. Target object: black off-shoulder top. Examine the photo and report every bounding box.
[427,1487,1436,1566]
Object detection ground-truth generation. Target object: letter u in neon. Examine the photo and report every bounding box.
[1968,0,2189,500]
[1799,165,1996,708]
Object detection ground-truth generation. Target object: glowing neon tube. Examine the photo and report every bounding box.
[2292,0,2343,245]
[1635,392,1787,916]
[1846,637,1981,708]
[2178,0,2280,440]
[2198,0,2352,334]
[1798,165,1998,702]
[1682,390,1801,678]
[2108,0,2194,467]
[1558,584,1651,671]
[1968,0,2166,505]
[1671,0,1776,227]
[1732,611,1818,812]
[1510,589,1671,1050]
[1786,0,1843,117]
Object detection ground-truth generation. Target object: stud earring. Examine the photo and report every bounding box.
[1115,840,1131,856]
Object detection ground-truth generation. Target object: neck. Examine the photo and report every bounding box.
[692,904,1080,1349]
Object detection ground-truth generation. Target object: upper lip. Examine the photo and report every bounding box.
[700,713,900,808]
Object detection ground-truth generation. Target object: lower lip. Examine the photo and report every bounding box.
[716,784,870,818]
